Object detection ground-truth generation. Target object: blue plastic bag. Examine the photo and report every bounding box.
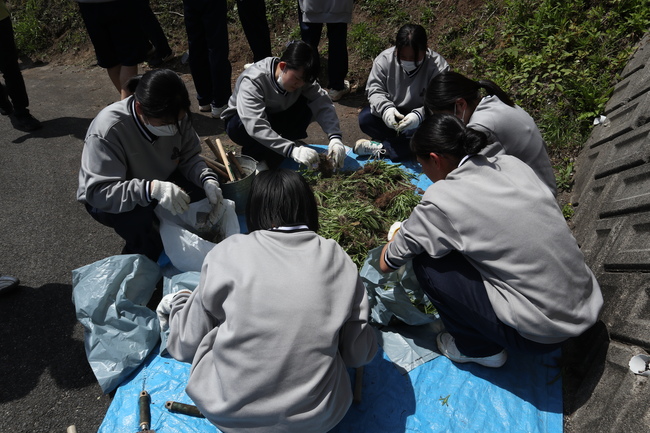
[72,254,162,393]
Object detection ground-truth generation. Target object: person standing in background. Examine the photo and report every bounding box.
[237,0,272,63]
[74,0,149,99]
[182,0,232,118]
[298,0,352,102]
[136,0,174,67]
[0,0,42,131]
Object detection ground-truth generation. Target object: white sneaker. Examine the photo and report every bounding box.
[354,139,385,158]
[328,80,350,102]
[244,63,253,70]
[436,332,507,368]
[211,104,227,118]
[255,160,269,173]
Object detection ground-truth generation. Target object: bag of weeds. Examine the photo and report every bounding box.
[361,246,436,326]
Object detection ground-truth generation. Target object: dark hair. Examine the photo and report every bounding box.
[410,113,488,159]
[128,69,192,125]
[395,24,428,67]
[246,168,319,232]
[280,40,319,83]
[424,71,515,116]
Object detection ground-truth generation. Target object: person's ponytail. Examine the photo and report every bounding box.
[462,127,488,155]
[477,79,515,107]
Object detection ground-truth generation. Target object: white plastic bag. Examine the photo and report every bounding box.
[155,198,239,272]
[360,246,436,326]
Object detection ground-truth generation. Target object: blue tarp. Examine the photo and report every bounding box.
[100,345,562,433]
[98,146,563,432]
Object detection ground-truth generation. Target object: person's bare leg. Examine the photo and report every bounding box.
[107,65,123,95]
[119,65,138,99]
[107,65,139,99]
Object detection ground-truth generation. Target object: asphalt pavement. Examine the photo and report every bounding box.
[0,61,366,433]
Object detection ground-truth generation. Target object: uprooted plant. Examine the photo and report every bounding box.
[302,160,422,269]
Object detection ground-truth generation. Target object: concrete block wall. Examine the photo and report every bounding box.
[567,32,650,433]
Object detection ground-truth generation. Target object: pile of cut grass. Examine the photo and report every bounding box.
[303,161,422,268]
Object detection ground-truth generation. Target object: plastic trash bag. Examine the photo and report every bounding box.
[155,198,239,272]
[71,254,162,393]
[158,271,201,356]
[360,246,435,326]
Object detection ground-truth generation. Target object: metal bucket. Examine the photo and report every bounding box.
[220,155,257,215]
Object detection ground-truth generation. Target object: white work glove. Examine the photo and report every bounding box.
[382,107,404,130]
[151,180,190,215]
[291,145,319,167]
[327,138,347,169]
[387,221,402,241]
[156,290,192,332]
[203,179,224,225]
[397,112,420,133]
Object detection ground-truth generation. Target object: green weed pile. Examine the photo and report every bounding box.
[303,161,422,268]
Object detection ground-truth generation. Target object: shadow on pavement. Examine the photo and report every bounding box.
[8,116,93,144]
[0,283,96,403]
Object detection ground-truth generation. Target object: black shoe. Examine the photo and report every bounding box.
[11,113,42,131]
[0,95,12,116]
[0,275,20,294]
[148,50,174,67]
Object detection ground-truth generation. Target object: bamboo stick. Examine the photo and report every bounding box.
[200,156,229,180]
[203,137,224,164]
[229,151,247,179]
[215,138,235,182]
[226,152,243,180]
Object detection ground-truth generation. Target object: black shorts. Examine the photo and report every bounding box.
[78,0,149,68]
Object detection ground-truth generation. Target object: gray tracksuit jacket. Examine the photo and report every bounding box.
[469,95,557,195]
[221,57,342,158]
[167,228,377,433]
[385,154,602,344]
[77,96,215,213]
[366,47,450,123]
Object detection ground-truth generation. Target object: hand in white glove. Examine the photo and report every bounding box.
[291,145,319,167]
[382,107,404,130]
[397,112,420,133]
[151,180,190,215]
[203,179,224,226]
[387,221,402,241]
[327,138,347,169]
[156,290,192,332]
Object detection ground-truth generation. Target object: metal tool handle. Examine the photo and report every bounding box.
[139,390,151,431]
[165,400,205,418]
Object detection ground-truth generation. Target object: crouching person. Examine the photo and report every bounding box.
[164,169,377,432]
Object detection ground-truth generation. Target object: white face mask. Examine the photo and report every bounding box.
[145,123,178,137]
[453,103,467,124]
[401,60,418,73]
[276,69,286,90]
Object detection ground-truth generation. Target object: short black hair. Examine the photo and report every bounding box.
[395,24,428,67]
[280,40,319,83]
[246,168,319,232]
[130,69,192,125]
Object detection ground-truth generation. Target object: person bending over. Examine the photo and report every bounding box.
[77,69,223,262]
[163,168,377,432]
[425,71,557,195]
[380,113,602,368]
[222,40,348,170]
